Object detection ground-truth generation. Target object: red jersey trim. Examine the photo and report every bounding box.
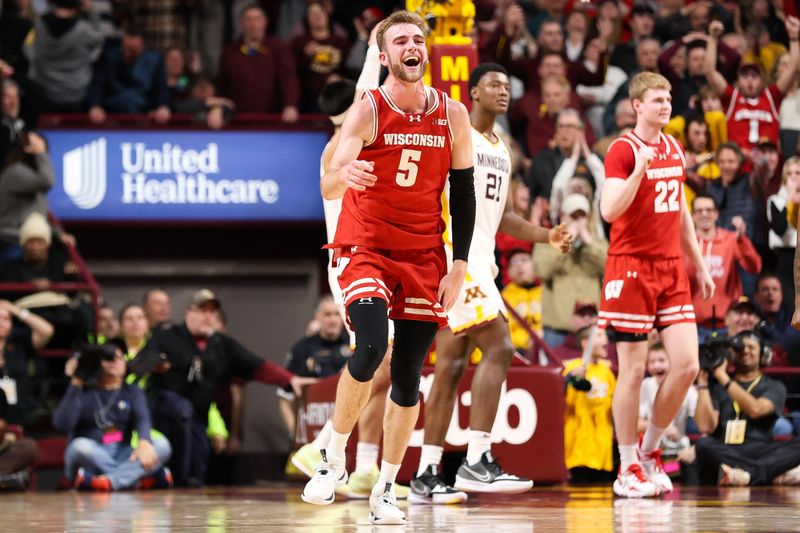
[443,94,453,148]
[765,88,779,120]
[363,91,379,146]
[606,137,637,179]
[376,86,441,117]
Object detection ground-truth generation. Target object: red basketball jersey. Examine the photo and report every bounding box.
[332,86,453,250]
[723,84,782,151]
[604,131,686,259]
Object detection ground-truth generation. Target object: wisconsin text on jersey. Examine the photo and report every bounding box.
[382,133,447,147]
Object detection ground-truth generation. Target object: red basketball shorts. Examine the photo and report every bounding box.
[334,245,448,327]
[598,255,695,334]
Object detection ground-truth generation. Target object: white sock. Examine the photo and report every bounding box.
[640,422,667,454]
[312,420,332,451]
[326,429,350,467]
[466,430,492,465]
[619,445,639,471]
[355,442,380,473]
[373,460,401,495]
[417,444,444,477]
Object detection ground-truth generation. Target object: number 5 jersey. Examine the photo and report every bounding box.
[330,86,453,251]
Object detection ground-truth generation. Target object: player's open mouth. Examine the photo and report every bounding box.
[403,57,420,67]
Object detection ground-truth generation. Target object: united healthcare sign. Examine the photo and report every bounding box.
[43,131,329,221]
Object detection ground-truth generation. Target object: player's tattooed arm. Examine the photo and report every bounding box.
[321,98,376,199]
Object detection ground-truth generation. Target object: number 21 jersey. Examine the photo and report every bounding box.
[331,86,453,251]
[604,131,686,259]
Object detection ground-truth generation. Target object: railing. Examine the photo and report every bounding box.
[37,113,330,131]
[0,213,101,358]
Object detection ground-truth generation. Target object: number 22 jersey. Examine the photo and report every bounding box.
[604,131,686,259]
[331,86,453,251]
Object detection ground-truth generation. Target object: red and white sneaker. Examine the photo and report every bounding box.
[613,464,659,498]
[639,448,673,494]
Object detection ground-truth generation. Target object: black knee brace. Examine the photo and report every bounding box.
[346,298,389,382]
[389,320,439,407]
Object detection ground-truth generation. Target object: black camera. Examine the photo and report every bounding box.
[73,342,122,386]
[698,335,734,370]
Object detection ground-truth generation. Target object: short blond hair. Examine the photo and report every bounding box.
[376,11,428,52]
[628,72,671,102]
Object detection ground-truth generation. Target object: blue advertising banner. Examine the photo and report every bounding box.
[42,130,329,221]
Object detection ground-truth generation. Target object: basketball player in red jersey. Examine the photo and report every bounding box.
[600,72,715,498]
[704,17,800,158]
[301,11,475,525]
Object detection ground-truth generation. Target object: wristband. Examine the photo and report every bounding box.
[18,309,30,320]
[696,384,708,390]
[723,379,733,390]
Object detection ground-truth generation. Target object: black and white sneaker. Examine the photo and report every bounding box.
[409,465,468,505]
[454,451,533,494]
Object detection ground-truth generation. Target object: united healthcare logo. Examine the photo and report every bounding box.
[62,138,107,209]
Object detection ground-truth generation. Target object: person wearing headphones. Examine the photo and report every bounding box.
[694,330,800,486]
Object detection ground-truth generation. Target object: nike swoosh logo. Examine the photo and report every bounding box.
[463,466,492,483]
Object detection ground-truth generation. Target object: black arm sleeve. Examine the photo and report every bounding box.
[449,167,476,262]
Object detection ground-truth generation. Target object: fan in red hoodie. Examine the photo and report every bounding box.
[684,194,761,337]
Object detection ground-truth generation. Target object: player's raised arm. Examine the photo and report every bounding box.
[438,98,475,311]
[599,143,654,223]
[320,97,377,200]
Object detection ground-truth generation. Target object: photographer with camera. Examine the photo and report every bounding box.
[694,330,800,486]
[54,342,172,491]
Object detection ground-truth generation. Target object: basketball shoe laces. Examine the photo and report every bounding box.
[626,463,649,483]
[482,452,505,476]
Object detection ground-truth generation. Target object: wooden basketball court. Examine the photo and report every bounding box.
[5,484,800,531]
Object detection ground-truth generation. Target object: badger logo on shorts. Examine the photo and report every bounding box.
[604,280,624,300]
[464,286,487,304]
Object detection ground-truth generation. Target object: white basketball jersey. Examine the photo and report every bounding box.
[443,127,511,270]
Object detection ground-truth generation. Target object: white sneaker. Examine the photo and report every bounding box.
[613,464,659,498]
[369,482,406,525]
[300,450,348,505]
[639,448,673,494]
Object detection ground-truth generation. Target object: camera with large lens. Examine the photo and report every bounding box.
[73,342,121,386]
[698,335,733,370]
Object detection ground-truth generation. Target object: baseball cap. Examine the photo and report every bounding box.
[631,4,655,16]
[738,61,763,77]
[574,301,598,315]
[728,296,757,315]
[562,193,591,216]
[756,136,778,150]
[189,289,221,309]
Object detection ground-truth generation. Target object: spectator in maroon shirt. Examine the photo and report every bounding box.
[291,1,351,113]
[218,4,299,122]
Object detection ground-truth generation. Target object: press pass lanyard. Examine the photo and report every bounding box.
[732,375,762,419]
